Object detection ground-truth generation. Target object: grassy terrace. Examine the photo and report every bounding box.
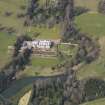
[27,25,60,39]
[31,57,59,67]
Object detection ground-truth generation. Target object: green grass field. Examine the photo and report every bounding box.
[81,98,105,105]
[75,12,105,38]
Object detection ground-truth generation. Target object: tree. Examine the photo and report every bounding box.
[13,35,32,57]
[61,23,79,42]
[61,0,78,42]
[25,0,40,25]
[98,0,105,14]
[27,0,39,19]
[84,78,105,101]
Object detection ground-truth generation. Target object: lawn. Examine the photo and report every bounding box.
[58,44,78,56]
[0,32,16,69]
[75,12,105,38]
[27,25,60,39]
[31,57,59,67]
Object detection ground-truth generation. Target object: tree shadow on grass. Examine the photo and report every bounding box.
[1,74,64,98]
[1,76,41,98]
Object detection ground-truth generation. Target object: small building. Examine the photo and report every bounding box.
[21,40,53,50]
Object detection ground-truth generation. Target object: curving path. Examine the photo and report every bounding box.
[18,90,32,105]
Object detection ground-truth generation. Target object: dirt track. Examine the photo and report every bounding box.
[18,90,32,105]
